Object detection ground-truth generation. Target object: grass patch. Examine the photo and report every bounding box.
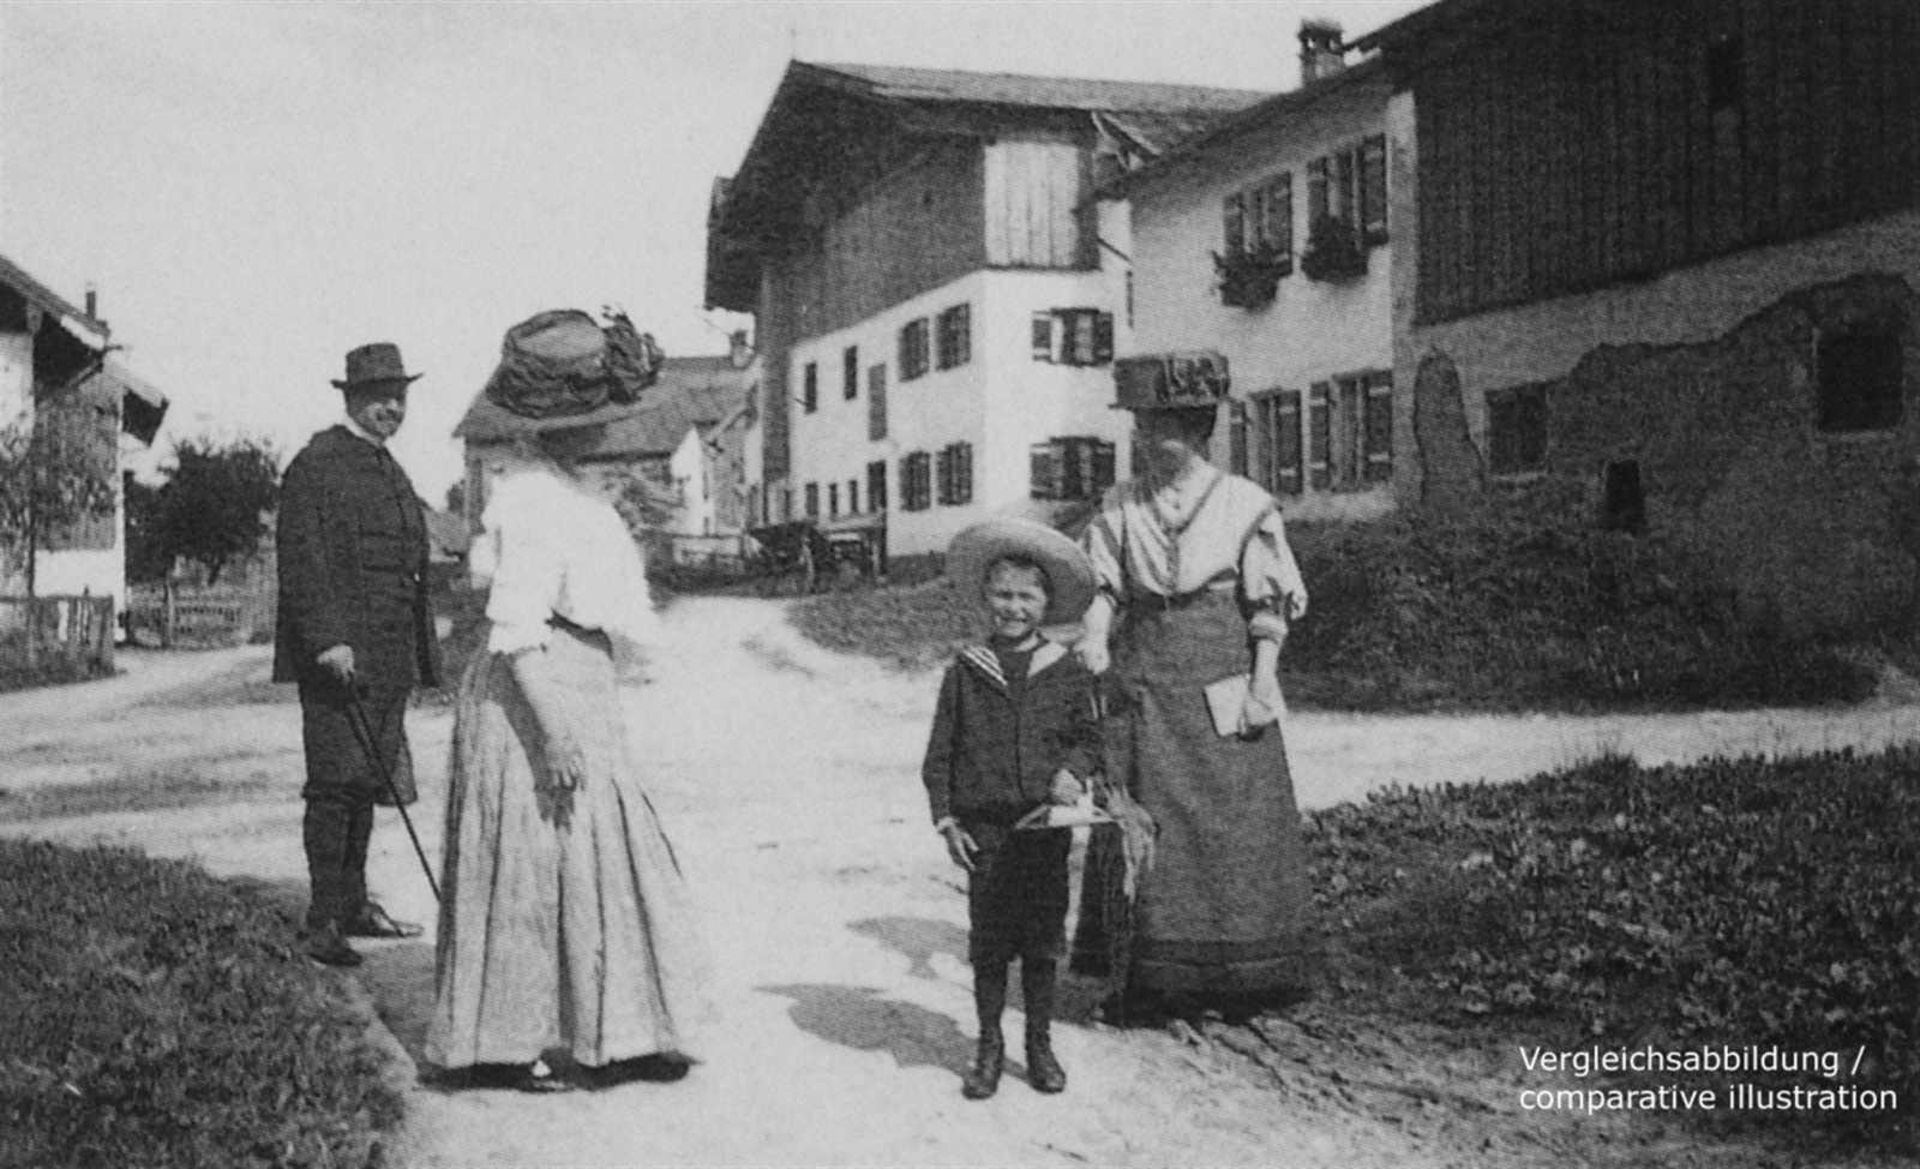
[0,768,281,822]
[790,577,980,672]
[1305,746,1920,1151]
[0,839,400,1168]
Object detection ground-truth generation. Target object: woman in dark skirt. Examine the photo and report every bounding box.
[1074,370,1313,1011]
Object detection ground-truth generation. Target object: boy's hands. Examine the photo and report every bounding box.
[940,822,979,871]
[1048,769,1085,806]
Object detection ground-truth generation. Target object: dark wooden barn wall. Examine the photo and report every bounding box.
[1414,0,1920,325]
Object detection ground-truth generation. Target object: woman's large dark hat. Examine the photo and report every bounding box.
[1112,351,1231,411]
[332,342,422,390]
[484,308,663,429]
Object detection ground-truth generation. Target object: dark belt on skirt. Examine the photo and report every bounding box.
[1126,580,1236,612]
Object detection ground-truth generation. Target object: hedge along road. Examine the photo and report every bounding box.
[2,596,1919,1168]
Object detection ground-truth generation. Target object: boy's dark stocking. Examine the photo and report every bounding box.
[1022,957,1066,1093]
[962,960,1008,1099]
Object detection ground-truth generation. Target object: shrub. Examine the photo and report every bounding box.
[0,840,401,1168]
[1283,501,1875,711]
[1308,746,1920,1146]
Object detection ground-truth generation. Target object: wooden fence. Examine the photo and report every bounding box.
[0,594,115,680]
[126,583,275,648]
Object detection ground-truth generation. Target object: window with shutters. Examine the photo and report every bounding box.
[1249,390,1304,496]
[1222,175,1294,267]
[846,479,859,514]
[843,345,859,400]
[900,452,933,511]
[936,304,971,370]
[1307,134,1389,247]
[936,442,974,506]
[1306,370,1393,491]
[828,482,839,518]
[1487,383,1549,475]
[1029,309,1114,366]
[866,364,888,440]
[867,460,888,512]
[801,362,818,413]
[1816,326,1904,433]
[1029,436,1116,502]
[899,318,931,381]
[804,481,819,517]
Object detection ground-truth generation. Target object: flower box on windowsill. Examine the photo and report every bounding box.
[1213,246,1292,309]
[1300,214,1367,283]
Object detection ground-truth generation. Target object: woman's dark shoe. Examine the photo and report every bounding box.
[960,1035,1004,1100]
[1026,1035,1067,1094]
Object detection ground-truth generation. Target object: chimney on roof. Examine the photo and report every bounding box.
[84,285,98,320]
[1299,19,1346,86]
[728,329,755,369]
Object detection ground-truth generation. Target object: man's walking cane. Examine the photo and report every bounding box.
[344,692,442,904]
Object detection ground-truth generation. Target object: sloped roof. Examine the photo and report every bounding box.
[806,62,1268,116]
[454,355,752,459]
[706,60,1270,309]
[1100,56,1390,197]
[0,252,110,351]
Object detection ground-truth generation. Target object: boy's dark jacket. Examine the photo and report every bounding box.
[921,640,1101,824]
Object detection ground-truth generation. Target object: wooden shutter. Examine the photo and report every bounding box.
[843,346,859,399]
[804,482,819,518]
[953,304,970,367]
[1228,398,1250,476]
[1091,440,1116,496]
[803,362,818,413]
[1030,440,1062,500]
[1272,391,1303,495]
[867,364,887,441]
[1223,191,1245,257]
[1031,312,1054,362]
[1307,382,1331,491]
[1364,372,1394,482]
[1269,175,1294,265]
[1360,135,1389,245]
[867,460,888,512]
[935,446,953,505]
[954,443,973,505]
[1306,157,1329,224]
[1093,313,1115,364]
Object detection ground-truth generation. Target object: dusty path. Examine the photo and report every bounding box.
[3,597,1918,1167]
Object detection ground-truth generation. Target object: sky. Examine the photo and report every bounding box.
[0,0,1427,504]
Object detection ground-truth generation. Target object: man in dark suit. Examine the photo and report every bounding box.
[275,342,442,967]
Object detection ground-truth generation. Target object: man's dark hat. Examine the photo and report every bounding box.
[1112,351,1231,411]
[333,342,422,391]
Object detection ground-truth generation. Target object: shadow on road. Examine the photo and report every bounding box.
[849,914,967,981]
[359,940,438,1067]
[759,982,996,1080]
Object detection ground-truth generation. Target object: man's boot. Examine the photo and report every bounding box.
[1024,957,1066,1093]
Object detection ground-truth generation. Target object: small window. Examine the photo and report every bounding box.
[936,304,971,370]
[843,346,859,400]
[1031,309,1114,366]
[867,460,888,512]
[827,483,839,518]
[802,362,818,414]
[1817,328,1904,433]
[1487,383,1549,475]
[1308,135,1389,247]
[1030,437,1115,501]
[803,482,819,518]
[899,319,931,381]
[867,364,888,441]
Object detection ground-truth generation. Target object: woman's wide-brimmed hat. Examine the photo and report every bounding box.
[947,517,1097,626]
[332,342,422,391]
[1111,350,1231,411]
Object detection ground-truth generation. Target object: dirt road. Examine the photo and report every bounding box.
[4,597,1917,1167]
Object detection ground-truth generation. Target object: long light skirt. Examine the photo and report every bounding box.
[425,626,710,1070]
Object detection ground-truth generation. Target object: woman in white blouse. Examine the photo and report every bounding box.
[425,419,708,1093]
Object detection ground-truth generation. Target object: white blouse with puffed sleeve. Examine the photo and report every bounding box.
[473,462,659,657]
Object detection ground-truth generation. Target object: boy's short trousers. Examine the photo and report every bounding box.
[962,817,1072,966]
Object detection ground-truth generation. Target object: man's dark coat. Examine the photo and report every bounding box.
[273,426,441,690]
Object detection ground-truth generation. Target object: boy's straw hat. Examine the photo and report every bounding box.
[947,517,1097,626]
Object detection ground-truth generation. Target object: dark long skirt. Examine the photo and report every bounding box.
[1074,593,1314,998]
